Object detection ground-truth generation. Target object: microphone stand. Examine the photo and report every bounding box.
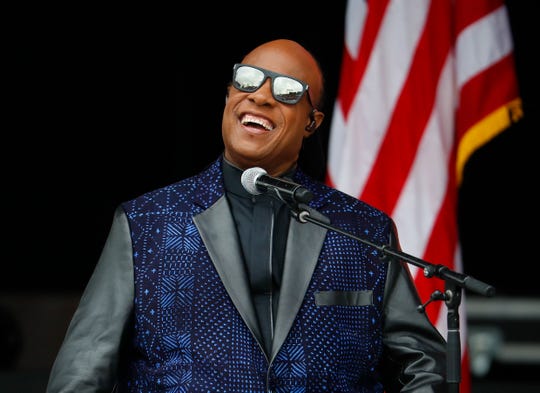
[289,203,495,393]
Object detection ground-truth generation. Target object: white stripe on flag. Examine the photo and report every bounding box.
[393,56,455,268]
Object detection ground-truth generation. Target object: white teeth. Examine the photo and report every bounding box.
[241,114,274,131]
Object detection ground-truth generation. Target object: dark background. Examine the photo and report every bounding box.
[8,1,536,296]
[3,1,538,391]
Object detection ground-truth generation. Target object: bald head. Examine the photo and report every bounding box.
[241,39,324,109]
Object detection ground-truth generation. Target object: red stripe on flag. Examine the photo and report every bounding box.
[457,55,521,139]
[338,0,391,119]
[455,0,504,34]
[414,156,458,322]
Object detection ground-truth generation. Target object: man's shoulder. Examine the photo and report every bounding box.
[121,158,223,214]
[295,169,389,219]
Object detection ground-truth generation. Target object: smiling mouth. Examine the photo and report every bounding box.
[240,114,275,131]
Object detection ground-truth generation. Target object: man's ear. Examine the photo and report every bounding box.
[305,109,324,134]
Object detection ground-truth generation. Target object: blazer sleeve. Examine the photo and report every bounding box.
[46,207,134,393]
[380,223,448,393]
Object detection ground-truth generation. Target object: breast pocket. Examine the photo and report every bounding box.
[315,290,373,306]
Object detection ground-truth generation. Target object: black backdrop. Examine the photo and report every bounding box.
[7,1,537,297]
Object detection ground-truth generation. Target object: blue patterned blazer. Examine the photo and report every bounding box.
[46,156,447,393]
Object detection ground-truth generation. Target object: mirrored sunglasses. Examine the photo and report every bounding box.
[232,63,313,105]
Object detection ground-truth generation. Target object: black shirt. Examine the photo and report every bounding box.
[222,159,292,356]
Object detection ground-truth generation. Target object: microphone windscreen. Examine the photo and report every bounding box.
[241,167,266,195]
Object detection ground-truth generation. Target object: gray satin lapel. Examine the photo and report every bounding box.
[271,209,328,360]
[192,196,262,344]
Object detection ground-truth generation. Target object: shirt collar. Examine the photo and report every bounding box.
[222,157,297,199]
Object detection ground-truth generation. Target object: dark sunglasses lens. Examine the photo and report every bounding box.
[234,66,265,92]
[273,76,304,104]
[233,65,306,104]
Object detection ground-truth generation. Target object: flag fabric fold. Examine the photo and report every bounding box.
[326,1,522,391]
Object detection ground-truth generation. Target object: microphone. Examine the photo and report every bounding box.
[241,167,314,204]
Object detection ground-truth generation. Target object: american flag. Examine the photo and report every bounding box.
[326,0,523,391]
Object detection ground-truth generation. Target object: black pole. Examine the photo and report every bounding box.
[445,281,462,393]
